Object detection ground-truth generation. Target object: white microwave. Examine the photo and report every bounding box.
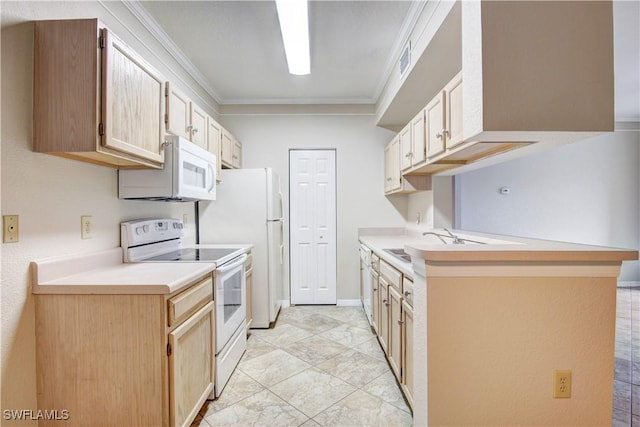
[119,136,216,202]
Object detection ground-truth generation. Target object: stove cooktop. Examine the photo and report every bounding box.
[144,247,242,262]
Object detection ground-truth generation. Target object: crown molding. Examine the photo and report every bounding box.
[219,103,377,116]
[120,0,223,104]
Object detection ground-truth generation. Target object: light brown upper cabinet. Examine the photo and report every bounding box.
[207,117,223,182]
[165,82,207,151]
[221,129,243,169]
[385,135,431,195]
[34,19,165,169]
[443,72,463,149]
[401,110,427,172]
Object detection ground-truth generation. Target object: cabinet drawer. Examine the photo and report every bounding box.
[403,276,414,308]
[380,259,402,292]
[168,276,213,327]
[372,253,380,272]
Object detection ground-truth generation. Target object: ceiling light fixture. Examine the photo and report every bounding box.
[275,0,310,75]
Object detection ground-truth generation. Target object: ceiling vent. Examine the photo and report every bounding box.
[399,41,411,76]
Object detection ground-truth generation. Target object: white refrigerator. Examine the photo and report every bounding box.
[198,168,284,328]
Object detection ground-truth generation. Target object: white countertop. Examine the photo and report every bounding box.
[31,244,252,295]
[359,228,638,270]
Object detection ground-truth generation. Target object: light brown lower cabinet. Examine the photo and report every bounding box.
[34,275,214,427]
[388,285,403,379]
[377,276,390,354]
[401,299,414,410]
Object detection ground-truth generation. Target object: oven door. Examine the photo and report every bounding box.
[214,253,247,350]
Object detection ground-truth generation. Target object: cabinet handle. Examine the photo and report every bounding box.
[383,299,390,306]
[186,125,193,132]
[436,132,443,139]
[373,288,378,291]
[386,178,392,181]
[192,127,199,134]
[404,290,411,297]
[398,319,404,325]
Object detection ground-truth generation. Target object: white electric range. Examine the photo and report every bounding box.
[121,218,248,398]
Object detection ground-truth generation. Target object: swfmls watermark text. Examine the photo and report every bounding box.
[3,409,69,421]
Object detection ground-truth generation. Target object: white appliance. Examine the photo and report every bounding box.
[198,168,284,328]
[119,135,216,202]
[120,218,246,398]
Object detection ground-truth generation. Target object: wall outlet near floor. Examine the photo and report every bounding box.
[81,216,93,239]
[3,215,19,243]
[553,370,572,398]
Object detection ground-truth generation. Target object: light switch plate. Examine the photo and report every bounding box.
[81,216,93,239]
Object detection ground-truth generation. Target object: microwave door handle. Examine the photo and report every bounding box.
[207,163,215,192]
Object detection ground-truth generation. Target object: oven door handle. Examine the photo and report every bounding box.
[216,253,248,274]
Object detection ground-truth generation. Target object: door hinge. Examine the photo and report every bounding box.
[165,85,169,97]
[99,35,105,49]
[164,113,168,125]
[167,342,172,356]
[98,123,104,136]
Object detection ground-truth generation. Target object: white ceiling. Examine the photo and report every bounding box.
[135,0,417,105]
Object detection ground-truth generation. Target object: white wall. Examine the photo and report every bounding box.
[0,3,220,422]
[220,114,407,302]
[457,129,640,281]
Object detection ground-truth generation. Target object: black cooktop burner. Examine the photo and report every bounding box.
[145,248,240,262]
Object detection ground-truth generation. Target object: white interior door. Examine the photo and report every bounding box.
[289,149,337,305]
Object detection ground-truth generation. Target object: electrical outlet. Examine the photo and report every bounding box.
[553,370,572,398]
[81,216,93,239]
[3,215,19,243]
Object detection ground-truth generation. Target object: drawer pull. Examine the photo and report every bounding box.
[397,319,404,325]
[404,290,411,297]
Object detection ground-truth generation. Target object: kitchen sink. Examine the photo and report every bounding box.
[383,248,411,263]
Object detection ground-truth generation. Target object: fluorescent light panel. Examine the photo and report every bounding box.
[276,0,310,75]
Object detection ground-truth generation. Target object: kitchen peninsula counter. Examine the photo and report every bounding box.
[359,227,638,426]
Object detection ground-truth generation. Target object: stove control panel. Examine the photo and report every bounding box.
[121,218,184,249]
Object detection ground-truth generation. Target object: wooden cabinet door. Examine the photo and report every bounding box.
[101,28,164,165]
[384,143,393,193]
[190,103,208,150]
[401,299,414,410]
[389,136,401,191]
[166,82,191,139]
[410,109,426,166]
[378,276,390,354]
[445,72,464,149]
[168,301,214,427]
[388,285,402,380]
[399,123,412,171]
[221,130,234,167]
[425,91,446,158]
[371,270,380,334]
[232,139,242,168]
[207,117,223,182]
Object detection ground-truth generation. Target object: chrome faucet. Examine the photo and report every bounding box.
[443,228,464,244]
[422,231,448,244]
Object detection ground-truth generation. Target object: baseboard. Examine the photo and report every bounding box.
[337,299,362,307]
[280,299,290,309]
[618,281,640,288]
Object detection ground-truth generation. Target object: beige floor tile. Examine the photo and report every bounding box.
[200,370,265,417]
[283,335,350,365]
[319,323,375,348]
[313,389,413,427]
[250,323,314,347]
[239,348,311,387]
[316,349,390,387]
[204,389,309,427]
[270,367,357,417]
[361,370,411,413]
[243,334,279,361]
[352,336,387,361]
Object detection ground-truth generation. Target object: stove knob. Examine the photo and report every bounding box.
[143,225,150,233]
[135,226,143,235]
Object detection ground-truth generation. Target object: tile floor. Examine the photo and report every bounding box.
[191,305,412,427]
[613,286,640,427]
